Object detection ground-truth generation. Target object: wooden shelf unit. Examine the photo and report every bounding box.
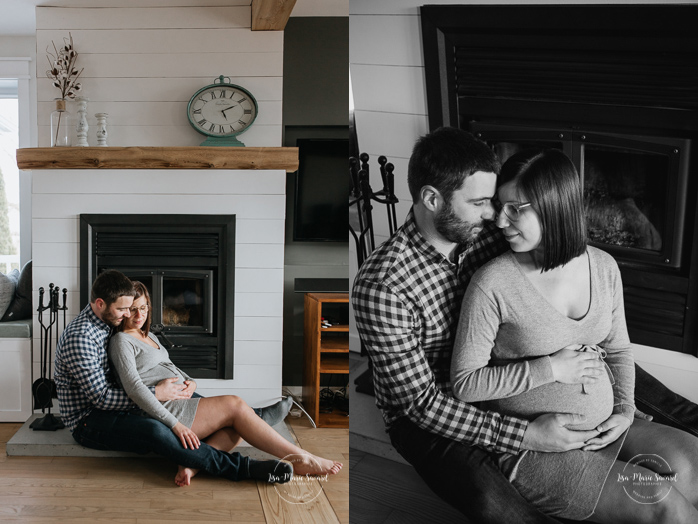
[302,292,349,428]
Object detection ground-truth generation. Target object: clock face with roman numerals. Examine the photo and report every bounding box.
[187,82,258,138]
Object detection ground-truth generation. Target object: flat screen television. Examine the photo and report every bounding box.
[293,138,349,242]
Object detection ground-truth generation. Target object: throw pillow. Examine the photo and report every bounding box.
[0,269,18,318]
[1,260,32,321]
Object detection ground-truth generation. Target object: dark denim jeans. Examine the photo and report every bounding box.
[72,407,251,481]
[388,417,561,524]
[388,363,698,524]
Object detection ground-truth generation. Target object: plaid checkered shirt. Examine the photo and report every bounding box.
[352,208,529,454]
[54,304,139,432]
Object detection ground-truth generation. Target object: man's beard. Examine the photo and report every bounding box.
[434,200,483,246]
[101,309,124,328]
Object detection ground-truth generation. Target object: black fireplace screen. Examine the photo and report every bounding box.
[420,3,698,356]
[80,214,235,379]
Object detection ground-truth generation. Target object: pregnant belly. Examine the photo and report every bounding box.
[141,362,187,387]
[481,373,614,431]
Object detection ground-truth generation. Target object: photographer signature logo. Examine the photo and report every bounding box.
[617,454,677,504]
[272,453,330,505]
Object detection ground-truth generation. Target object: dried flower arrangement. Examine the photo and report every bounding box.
[45,32,84,145]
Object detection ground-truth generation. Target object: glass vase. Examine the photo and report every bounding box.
[50,98,71,147]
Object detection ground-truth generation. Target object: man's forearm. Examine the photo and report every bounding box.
[407,384,528,454]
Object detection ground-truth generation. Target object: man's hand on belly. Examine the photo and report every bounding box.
[581,414,632,451]
[522,412,601,452]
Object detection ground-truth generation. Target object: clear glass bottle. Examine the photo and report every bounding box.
[50,98,71,147]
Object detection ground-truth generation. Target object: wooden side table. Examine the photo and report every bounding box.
[302,292,349,428]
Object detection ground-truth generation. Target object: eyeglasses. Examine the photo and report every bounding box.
[129,305,149,315]
[495,200,532,222]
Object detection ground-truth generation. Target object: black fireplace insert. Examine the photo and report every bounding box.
[80,214,235,378]
[420,4,698,356]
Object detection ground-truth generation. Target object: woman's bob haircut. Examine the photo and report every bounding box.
[117,280,152,337]
[499,148,587,271]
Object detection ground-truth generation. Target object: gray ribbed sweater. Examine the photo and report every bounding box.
[451,247,635,430]
[109,332,199,428]
[450,247,636,519]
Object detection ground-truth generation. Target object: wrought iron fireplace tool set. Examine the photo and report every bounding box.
[30,283,68,431]
[349,153,400,397]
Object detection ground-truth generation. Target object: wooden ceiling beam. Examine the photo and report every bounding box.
[251,0,297,31]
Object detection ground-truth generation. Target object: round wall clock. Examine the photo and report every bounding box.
[187,75,258,147]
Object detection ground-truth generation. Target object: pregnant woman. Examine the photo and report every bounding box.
[110,281,342,487]
[451,148,698,523]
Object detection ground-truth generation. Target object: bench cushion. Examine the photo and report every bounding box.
[0,318,32,338]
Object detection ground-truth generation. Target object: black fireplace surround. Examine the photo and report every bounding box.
[80,214,235,378]
[420,5,698,356]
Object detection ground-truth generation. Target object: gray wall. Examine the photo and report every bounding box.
[282,17,349,386]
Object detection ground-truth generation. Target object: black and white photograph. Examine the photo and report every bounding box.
[349,1,698,523]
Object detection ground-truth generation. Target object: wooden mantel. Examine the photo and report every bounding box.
[16,146,299,172]
[251,0,297,31]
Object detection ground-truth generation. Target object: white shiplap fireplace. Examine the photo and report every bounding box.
[21,147,297,409]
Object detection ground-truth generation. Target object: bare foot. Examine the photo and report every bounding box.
[291,453,343,476]
[175,465,199,486]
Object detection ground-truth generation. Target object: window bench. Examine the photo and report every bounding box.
[0,319,33,422]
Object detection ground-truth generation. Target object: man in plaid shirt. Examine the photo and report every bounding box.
[55,269,290,483]
[353,128,599,523]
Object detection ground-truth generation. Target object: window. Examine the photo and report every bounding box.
[0,57,32,269]
[0,80,19,272]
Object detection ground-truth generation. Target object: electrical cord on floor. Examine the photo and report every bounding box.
[281,387,317,428]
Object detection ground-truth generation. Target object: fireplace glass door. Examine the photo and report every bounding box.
[121,269,214,334]
[471,124,689,269]
[582,145,667,254]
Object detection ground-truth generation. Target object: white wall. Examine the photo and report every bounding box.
[349,0,698,404]
[36,5,282,147]
[32,168,287,407]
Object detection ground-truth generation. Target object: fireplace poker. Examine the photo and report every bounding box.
[37,285,57,410]
[48,288,68,403]
[62,287,68,332]
[31,287,47,410]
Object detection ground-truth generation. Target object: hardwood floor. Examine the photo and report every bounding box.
[0,417,348,523]
[349,448,463,524]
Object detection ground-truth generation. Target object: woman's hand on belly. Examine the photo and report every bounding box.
[581,414,632,451]
[181,380,197,398]
[549,345,605,385]
[154,377,188,401]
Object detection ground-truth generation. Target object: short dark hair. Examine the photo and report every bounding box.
[499,148,587,271]
[117,281,152,336]
[90,269,135,306]
[407,127,500,203]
